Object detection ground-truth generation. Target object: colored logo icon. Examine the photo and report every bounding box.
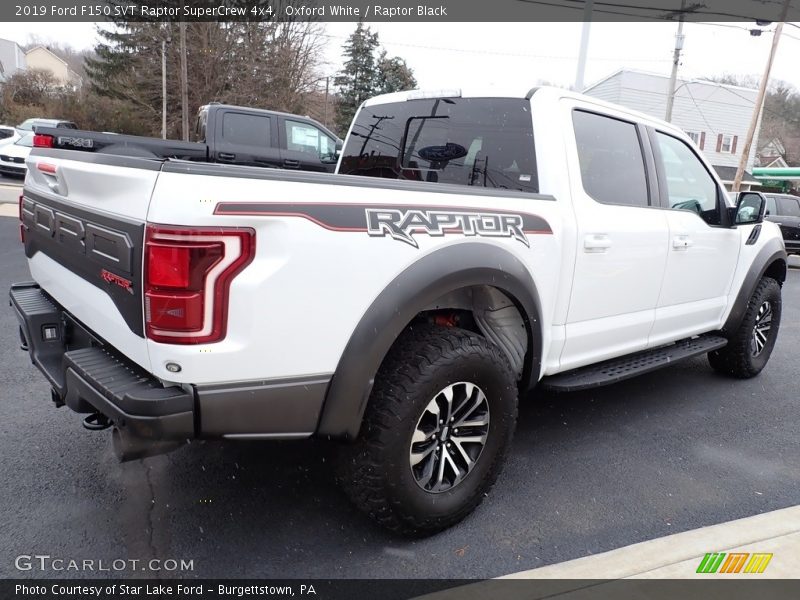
[696,552,773,574]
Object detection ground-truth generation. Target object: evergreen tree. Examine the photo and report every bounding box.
[375,51,417,95]
[333,22,380,135]
[334,24,418,136]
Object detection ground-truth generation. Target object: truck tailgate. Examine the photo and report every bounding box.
[20,150,162,372]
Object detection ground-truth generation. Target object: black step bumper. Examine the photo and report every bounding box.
[9,282,194,441]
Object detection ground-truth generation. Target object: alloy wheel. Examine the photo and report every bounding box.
[409,382,490,493]
[750,301,773,357]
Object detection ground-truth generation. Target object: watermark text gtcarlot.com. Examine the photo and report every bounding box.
[15,554,194,573]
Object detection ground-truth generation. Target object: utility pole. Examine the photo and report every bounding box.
[732,0,790,192]
[161,37,168,140]
[324,76,330,128]
[665,0,687,122]
[574,0,594,91]
[179,20,189,142]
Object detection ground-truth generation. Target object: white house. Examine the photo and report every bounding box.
[25,46,82,89]
[584,69,762,190]
[0,37,26,83]
[757,138,789,168]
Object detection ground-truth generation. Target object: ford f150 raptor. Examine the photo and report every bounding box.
[10,86,786,535]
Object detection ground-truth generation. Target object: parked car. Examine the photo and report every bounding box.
[18,118,78,132]
[0,133,34,177]
[11,87,786,536]
[0,118,78,147]
[764,193,800,255]
[32,103,343,174]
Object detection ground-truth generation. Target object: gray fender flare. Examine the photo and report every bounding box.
[722,236,787,335]
[316,243,543,439]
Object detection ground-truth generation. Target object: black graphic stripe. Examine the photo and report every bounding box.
[214,202,553,234]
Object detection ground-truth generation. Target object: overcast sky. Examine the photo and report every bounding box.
[1,21,799,92]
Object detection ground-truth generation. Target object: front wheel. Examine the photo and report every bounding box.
[337,324,518,536]
[709,277,782,378]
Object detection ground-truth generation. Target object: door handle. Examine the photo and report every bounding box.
[584,234,612,253]
[218,152,236,161]
[672,235,693,250]
[283,159,300,168]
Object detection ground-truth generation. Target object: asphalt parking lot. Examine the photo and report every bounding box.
[0,214,798,580]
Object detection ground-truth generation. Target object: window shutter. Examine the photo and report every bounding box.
[731,136,738,155]
[716,134,723,153]
[700,132,706,150]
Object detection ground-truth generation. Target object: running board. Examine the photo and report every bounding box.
[541,335,728,392]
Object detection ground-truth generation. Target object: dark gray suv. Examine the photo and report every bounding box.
[765,193,800,256]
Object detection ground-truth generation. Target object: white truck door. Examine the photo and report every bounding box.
[559,106,669,372]
[648,130,740,345]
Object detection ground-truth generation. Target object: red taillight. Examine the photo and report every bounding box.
[147,245,192,288]
[144,225,255,344]
[33,134,54,148]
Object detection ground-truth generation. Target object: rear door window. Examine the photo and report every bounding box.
[339,97,538,193]
[221,112,272,147]
[572,110,649,207]
[777,196,800,216]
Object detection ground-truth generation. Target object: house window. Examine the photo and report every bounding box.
[686,131,701,145]
[718,134,737,154]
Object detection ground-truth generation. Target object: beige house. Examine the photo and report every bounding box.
[24,46,81,89]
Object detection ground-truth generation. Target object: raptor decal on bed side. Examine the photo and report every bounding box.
[213,202,552,248]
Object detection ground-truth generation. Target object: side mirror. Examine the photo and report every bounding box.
[335,139,343,152]
[732,192,767,225]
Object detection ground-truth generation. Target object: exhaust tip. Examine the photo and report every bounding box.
[112,427,184,463]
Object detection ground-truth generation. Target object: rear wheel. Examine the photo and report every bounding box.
[337,324,518,536]
[708,277,781,378]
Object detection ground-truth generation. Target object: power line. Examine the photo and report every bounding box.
[683,83,718,135]
[514,0,800,21]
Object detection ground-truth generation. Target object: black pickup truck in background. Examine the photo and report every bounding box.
[33,103,343,173]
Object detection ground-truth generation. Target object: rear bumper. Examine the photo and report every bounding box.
[10,282,194,441]
[0,163,26,176]
[9,282,330,442]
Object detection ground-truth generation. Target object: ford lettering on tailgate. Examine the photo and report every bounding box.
[22,197,134,275]
[20,193,145,337]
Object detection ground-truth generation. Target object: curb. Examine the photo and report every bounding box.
[503,505,800,579]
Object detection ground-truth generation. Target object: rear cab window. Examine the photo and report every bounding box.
[339,97,538,193]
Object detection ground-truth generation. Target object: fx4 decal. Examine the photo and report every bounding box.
[214,203,552,249]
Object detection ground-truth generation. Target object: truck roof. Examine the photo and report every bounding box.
[200,103,340,140]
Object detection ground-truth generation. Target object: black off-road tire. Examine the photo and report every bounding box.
[708,277,782,378]
[337,324,518,537]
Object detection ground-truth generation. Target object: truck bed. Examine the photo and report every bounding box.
[33,127,209,161]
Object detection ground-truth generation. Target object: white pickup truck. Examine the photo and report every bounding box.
[10,87,786,536]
